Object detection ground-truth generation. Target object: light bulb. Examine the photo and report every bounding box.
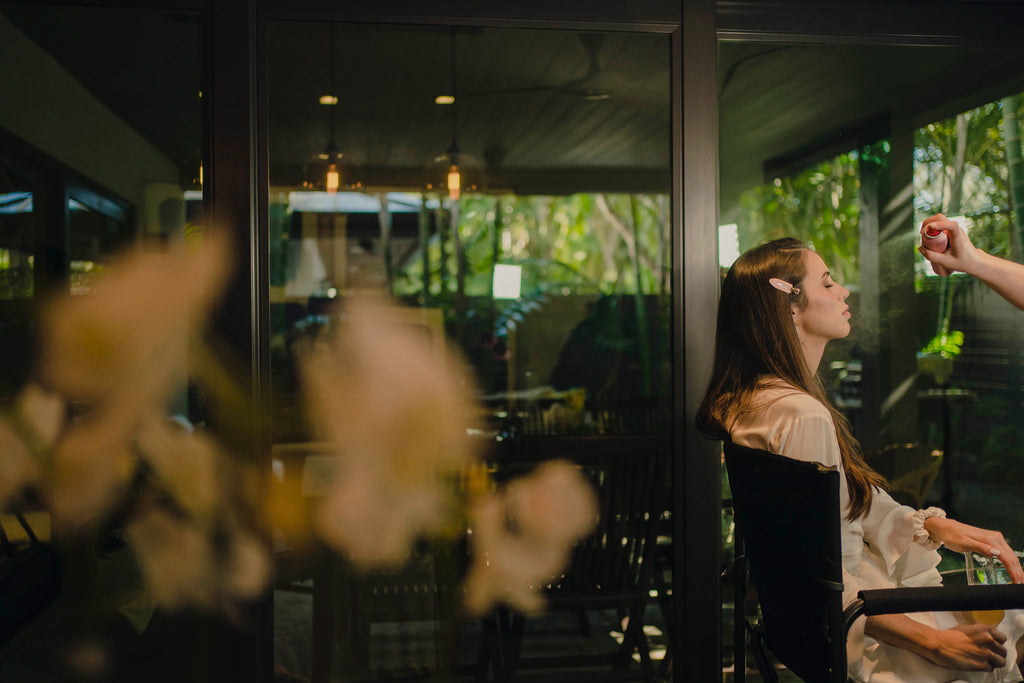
[326,164,340,193]
[447,165,461,200]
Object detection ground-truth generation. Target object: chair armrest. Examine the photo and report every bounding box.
[839,584,1024,683]
[859,584,1024,616]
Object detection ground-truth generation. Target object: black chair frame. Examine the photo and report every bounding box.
[723,440,1024,683]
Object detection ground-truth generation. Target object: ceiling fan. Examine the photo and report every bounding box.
[461,33,613,102]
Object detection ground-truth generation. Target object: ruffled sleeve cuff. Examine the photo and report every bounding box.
[911,507,947,550]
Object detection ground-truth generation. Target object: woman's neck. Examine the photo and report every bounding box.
[801,338,825,374]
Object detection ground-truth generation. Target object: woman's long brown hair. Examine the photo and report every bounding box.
[696,237,885,521]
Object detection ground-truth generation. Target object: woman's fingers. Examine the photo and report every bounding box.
[993,544,1024,584]
[920,246,953,275]
[930,519,1023,581]
[922,213,948,229]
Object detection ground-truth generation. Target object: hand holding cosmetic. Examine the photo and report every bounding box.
[919,214,981,277]
[921,224,949,253]
[917,213,1024,312]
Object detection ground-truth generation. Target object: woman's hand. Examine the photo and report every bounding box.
[918,213,983,277]
[919,213,1024,311]
[866,614,1009,672]
[927,624,1008,671]
[924,516,1024,583]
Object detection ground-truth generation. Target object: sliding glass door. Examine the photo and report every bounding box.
[718,16,1024,681]
[265,19,675,681]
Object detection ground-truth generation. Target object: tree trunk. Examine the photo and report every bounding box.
[418,194,432,305]
[936,115,968,340]
[629,196,652,398]
[490,197,502,301]
[451,199,465,346]
[1001,95,1024,259]
[376,193,393,296]
[948,113,968,216]
[436,202,448,295]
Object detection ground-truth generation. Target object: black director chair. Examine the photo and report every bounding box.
[723,440,1024,683]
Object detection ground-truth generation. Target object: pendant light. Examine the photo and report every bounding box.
[428,28,481,200]
[308,23,362,193]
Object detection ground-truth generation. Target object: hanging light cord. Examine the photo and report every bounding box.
[449,28,459,155]
[328,23,337,150]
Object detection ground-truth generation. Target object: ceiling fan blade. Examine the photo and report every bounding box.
[461,32,610,100]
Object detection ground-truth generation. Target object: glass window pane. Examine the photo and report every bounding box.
[719,40,1024,680]
[268,21,672,681]
[0,158,36,300]
[0,4,208,680]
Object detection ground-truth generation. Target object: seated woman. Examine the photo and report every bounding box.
[697,237,1024,682]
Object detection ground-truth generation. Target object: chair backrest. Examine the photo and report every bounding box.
[493,435,671,596]
[723,441,845,683]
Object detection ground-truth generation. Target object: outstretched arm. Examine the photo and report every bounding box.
[866,615,1008,672]
[920,213,1024,312]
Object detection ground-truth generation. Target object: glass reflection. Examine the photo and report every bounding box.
[268,21,672,682]
[719,39,1024,679]
[0,167,35,300]
[0,4,208,681]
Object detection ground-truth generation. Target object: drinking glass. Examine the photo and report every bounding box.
[965,552,1006,626]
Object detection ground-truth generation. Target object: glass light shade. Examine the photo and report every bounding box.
[303,154,364,192]
[447,165,461,199]
[426,150,483,200]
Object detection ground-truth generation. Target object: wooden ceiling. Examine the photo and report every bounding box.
[718,41,1024,223]
[265,22,672,195]
[4,4,1024,213]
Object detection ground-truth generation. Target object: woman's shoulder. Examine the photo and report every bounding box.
[753,378,830,418]
[731,379,837,456]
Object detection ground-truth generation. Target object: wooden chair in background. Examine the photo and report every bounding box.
[488,434,671,682]
[867,442,943,509]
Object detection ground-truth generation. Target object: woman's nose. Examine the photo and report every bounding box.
[839,284,850,301]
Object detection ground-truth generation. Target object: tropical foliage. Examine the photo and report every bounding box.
[393,193,671,300]
[390,192,673,401]
[734,151,863,286]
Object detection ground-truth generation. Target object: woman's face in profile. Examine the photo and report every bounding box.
[791,249,852,345]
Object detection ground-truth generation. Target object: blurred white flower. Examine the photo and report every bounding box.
[15,382,67,449]
[0,417,36,508]
[0,384,65,509]
[47,406,136,531]
[37,233,231,404]
[505,459,600,544]
[26,234,232,533]
[298,294,482,571]
[0,232,270,619]
[135,413,219,521]
[125,506,269,618]
[463,459,598,615]
[125,413,270,614]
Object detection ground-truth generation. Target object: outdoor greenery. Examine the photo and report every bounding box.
[0,248,32,299]
[391,192,673,402]
[734,150,863,286]
[726,93,1024,491]
[393,193,671,300]
[718,92,1024,606]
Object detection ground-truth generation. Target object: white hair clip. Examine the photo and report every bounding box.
[769,278,801,296]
